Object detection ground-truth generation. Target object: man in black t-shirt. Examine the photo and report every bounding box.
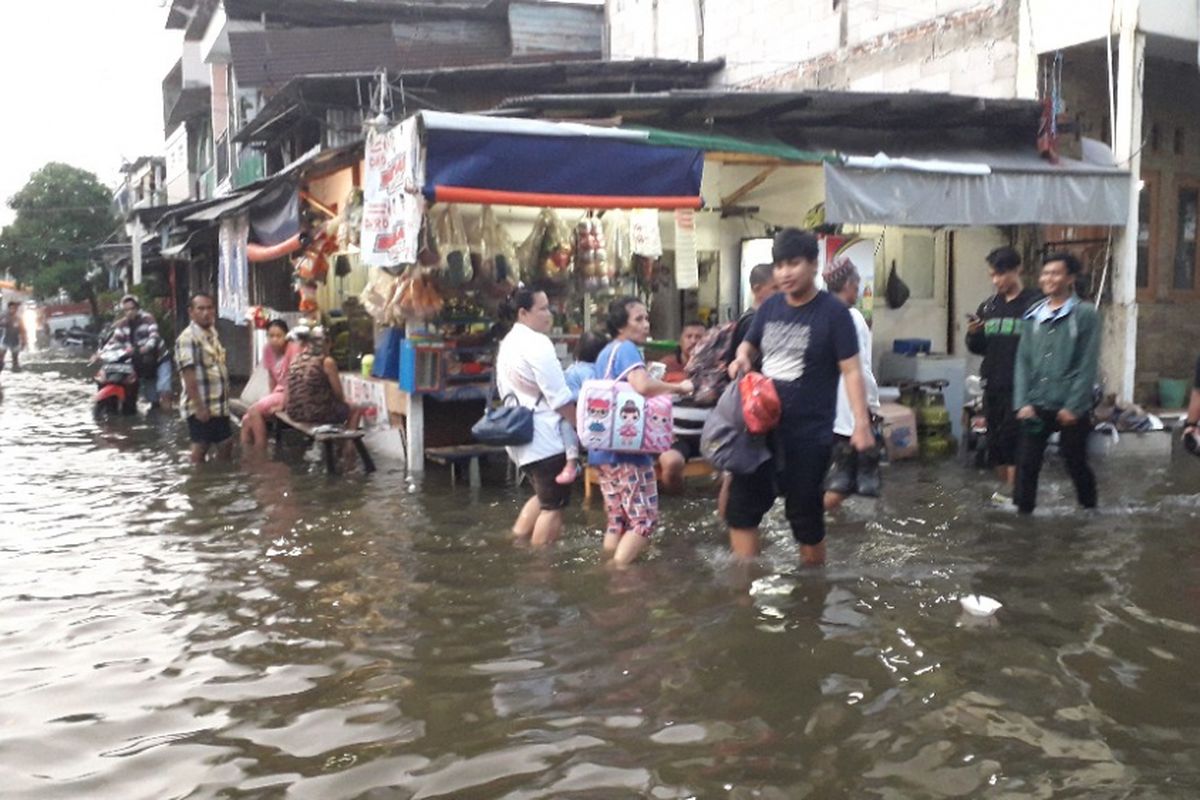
[726,229,873,567]
[965,246,1041,494]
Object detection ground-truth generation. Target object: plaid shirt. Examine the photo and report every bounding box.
[175,322,229,418]
[107,310,164,377]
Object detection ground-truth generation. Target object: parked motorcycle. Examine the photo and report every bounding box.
[93,344,138,416]
[962,375,988,467]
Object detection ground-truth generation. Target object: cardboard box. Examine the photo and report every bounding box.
[878,402,919,461]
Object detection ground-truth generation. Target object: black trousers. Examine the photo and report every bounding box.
[1014,407,1097,514]
[984,389,1019,467]
[726,436,833,546]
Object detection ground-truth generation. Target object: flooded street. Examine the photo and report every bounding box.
[3,352,1200,799]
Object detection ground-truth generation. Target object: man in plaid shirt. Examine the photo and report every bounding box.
[107,294,170,408]
[175,292,232,463]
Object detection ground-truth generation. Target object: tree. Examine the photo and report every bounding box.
[0,163,118,318]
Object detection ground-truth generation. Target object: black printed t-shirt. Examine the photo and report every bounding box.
[744,290,859,444]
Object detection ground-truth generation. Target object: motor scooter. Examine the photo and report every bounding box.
[93,344,139,416]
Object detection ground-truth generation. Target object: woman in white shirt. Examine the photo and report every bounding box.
[495,288,577,545]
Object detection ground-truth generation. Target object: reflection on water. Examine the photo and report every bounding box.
[2,352,1200,799]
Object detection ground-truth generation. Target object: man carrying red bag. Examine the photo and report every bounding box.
[726,229,874,567]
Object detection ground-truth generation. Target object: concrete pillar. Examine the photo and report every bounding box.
[404,320,424,472]
[1104,10,1144,404]
[130,215,144,289]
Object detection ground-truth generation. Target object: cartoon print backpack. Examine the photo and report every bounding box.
[684,320,737,407]
[576,343,673,454]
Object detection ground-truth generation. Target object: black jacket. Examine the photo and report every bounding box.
[965,287,1041,393]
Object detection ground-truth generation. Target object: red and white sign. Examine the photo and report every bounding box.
[361,119,424,268]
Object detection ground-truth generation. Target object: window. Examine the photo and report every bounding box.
[1136,172,1158,298]
[1174,183,1199,293]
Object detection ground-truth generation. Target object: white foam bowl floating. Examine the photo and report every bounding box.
[959,594,1003,617]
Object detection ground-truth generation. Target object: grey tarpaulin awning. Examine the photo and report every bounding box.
[823,148,1130,226]
[183,188,266,223]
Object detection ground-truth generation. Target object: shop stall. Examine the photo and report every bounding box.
[350,111,706,471]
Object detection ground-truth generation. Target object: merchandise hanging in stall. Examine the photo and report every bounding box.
[353,110,707,471]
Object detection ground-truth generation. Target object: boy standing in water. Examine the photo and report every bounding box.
[726,229,873,566]
[966,247,1041,499]
[1012,253,1099,514]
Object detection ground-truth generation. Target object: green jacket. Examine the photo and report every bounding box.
[1012,296,1100,416]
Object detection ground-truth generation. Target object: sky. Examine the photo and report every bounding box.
[0,1,181,227]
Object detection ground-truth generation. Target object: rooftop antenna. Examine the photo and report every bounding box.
[367,69,392,132]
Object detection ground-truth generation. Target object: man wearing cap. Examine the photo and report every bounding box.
[107,294,171,409]
[175,292,232,463]
[726,228,874,566]
[822,256,881,512]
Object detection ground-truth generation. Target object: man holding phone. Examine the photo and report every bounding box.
[966,246,1041,499]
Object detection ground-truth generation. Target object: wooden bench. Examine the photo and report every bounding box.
[274,411,375,474]
[582,457,716,507]
[425,444,508,488]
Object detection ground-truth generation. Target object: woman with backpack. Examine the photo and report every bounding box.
[589,297,693,566]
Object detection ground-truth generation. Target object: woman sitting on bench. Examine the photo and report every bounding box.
[285,326,366,434]
[241,319,299,450]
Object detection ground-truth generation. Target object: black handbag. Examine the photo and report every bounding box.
[471,384,537,446]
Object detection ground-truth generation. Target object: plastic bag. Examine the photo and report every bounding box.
[433,205,471,286]
[390,266,444,322]
[338,188,364,250]
[359,268,399,324]
[740,372,781,434]
[574,213,612,291]
[539,210,573,285]
[885,260,910,309]
[516,208,572,285]
[516,209,552,283]
[481,206,517,286]
[603,209,632,278]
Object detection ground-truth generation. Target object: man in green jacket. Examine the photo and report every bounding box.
[1012,252,1099,515]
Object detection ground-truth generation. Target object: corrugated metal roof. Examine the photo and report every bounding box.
[225,0,505,26]
[230,24,400,91]
[494,90,1043,150]
[233,59,724,144]
[508,2,602,58]
[391,19,511,68]
[229,20,512,91]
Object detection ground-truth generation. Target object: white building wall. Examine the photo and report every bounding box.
[607,0,1020,98]
[608,0,699,60]
[164,124,191,204]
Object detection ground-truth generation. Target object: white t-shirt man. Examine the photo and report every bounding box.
[834,307,880,436]
[495,322,574,467]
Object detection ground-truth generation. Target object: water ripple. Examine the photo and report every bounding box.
[2,353,1200,797]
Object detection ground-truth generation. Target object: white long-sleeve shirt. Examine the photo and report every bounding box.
[834,307,880,436]
[495,322,574,466]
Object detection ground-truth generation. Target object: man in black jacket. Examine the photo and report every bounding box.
[966,246,1041,495]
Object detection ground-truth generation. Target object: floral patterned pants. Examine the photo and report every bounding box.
[597,463,659,539]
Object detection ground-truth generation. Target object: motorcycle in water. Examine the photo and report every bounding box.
[93,344,139,416]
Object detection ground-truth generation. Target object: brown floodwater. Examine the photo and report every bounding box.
[2,352,1200,799]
